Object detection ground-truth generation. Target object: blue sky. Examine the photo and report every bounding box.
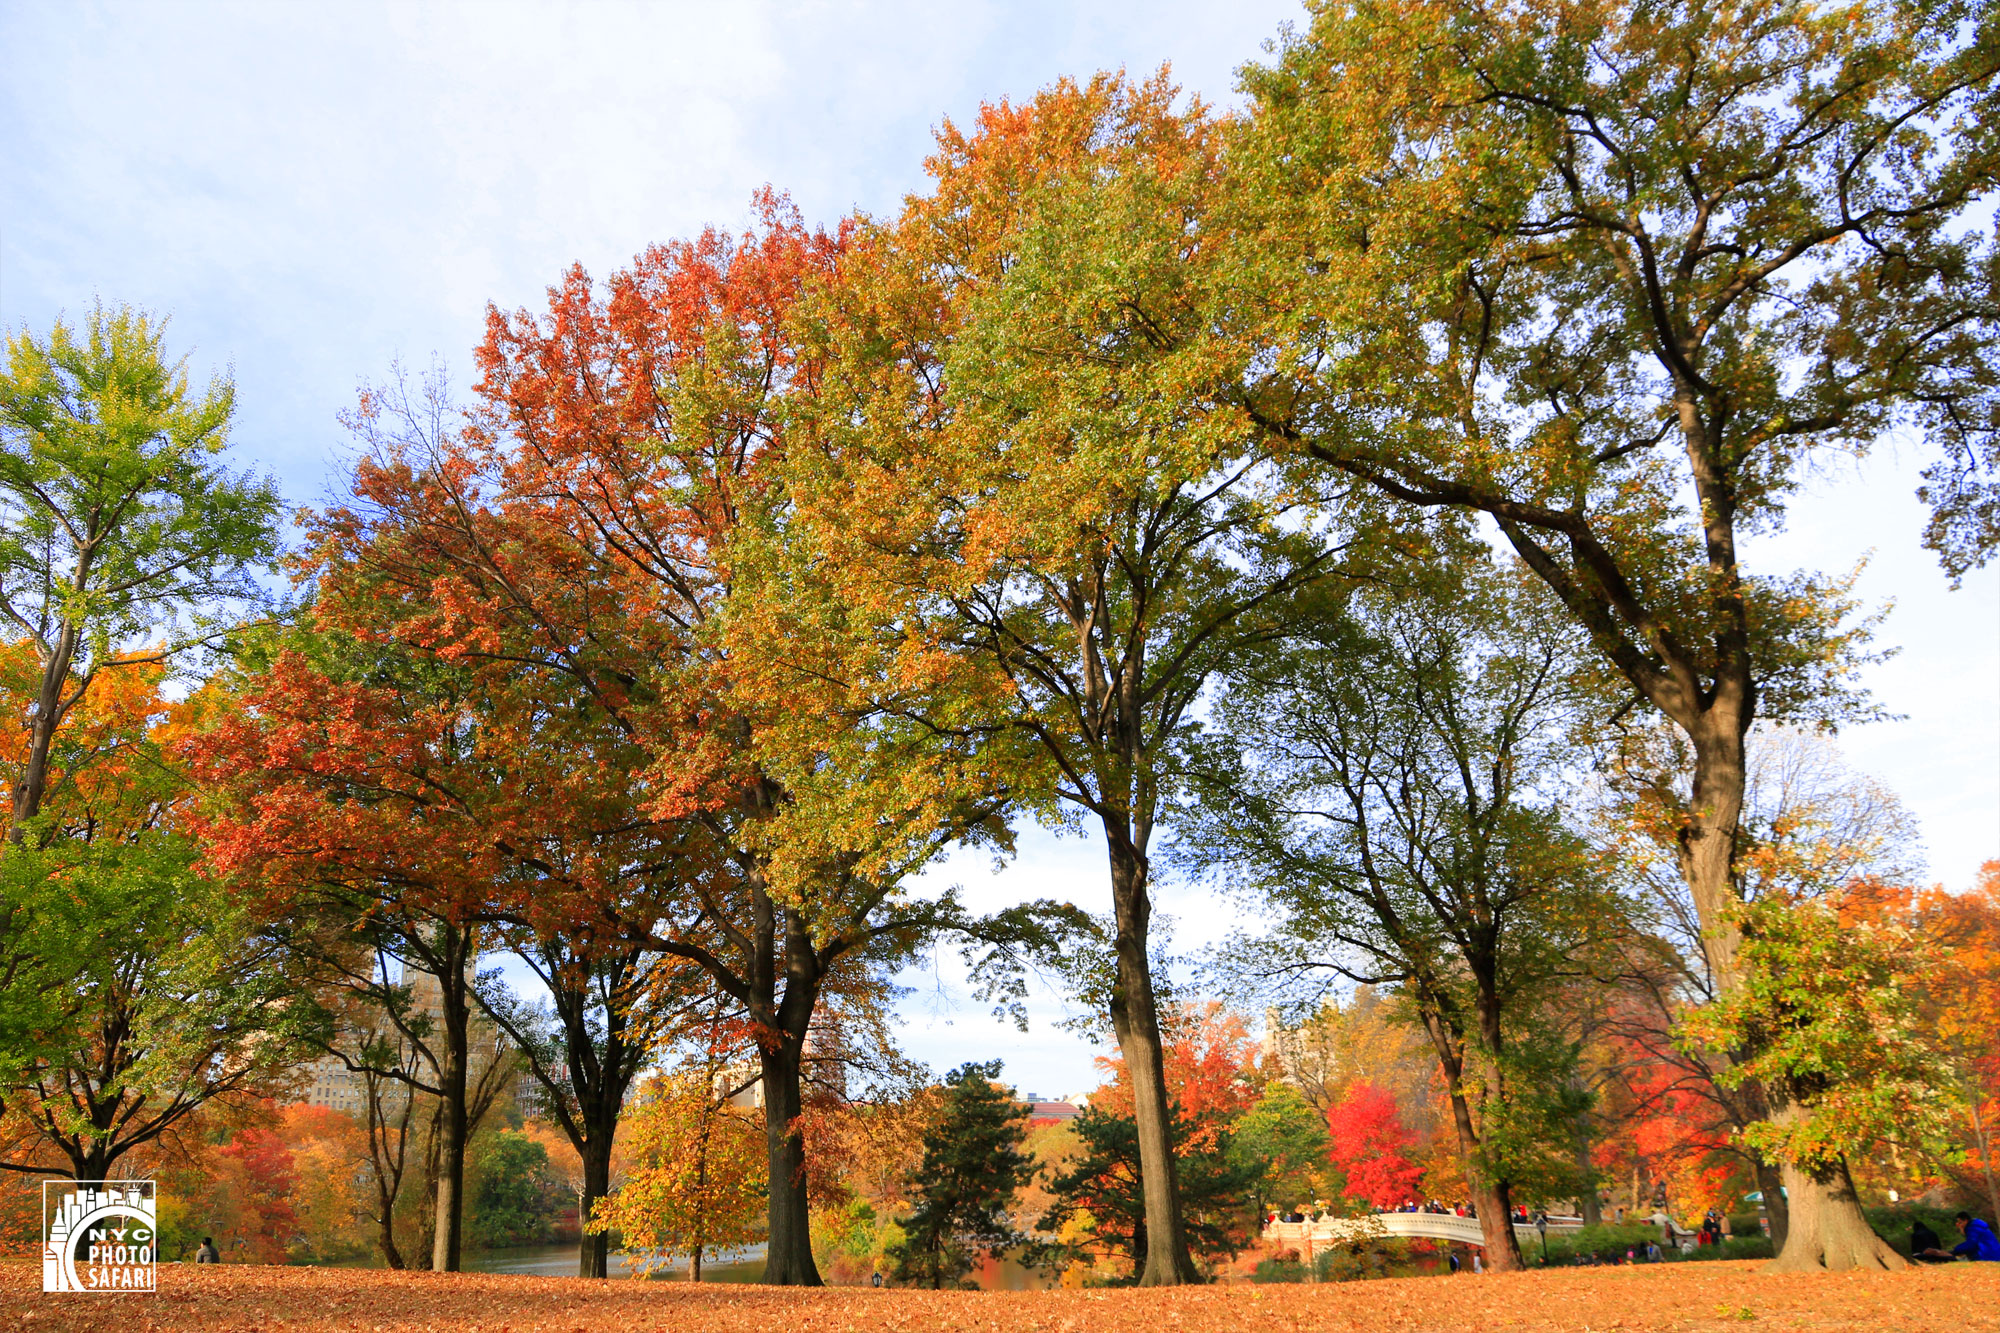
[5,0,1995,1101]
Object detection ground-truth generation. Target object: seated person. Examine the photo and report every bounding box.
[1912,1219,1953,1262]
[1951,1212,2000,1262]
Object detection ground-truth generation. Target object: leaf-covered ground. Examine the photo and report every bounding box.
[5,1259,1996,1333]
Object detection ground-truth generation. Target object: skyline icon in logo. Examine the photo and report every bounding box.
[42,1181,157,1293]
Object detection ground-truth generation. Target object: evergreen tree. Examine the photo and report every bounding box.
[1035,1104,1259,1281]
[889,1061,1033,1289]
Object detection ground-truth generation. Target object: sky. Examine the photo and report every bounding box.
[4,0,1995,1103]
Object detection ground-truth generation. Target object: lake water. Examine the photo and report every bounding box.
[459,1243,766,1281]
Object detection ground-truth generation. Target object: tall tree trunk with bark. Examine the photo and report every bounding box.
[427,932,477,1275]
[1770,1146,1902,1271]
[8,625,78,840]
[431,1039,467,1273]
[1105,833,1198,1286]
[1424,1013,1525,1271]
[1570,1107,1602,1227]
[577,1132,614,1279]
[759,1038,821,1286]
[1751,1157,1790,1251]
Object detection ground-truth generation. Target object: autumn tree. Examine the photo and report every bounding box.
[234,204,1030,1287]
[590,1071,765,1281]
[0,652,308,1182]
[1917,863,2000,1218]
[188,630,525,1272]
[1234,0,2000,1270]
[887,1061,1034,1289]
[1324,1081,1425,1209]
[1602,727,1927,1243]
[774,73,1379,1285]
[1682,890,1963,1267]
[1193,568,1618,1268]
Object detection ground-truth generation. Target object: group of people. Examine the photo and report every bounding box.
[1696,1209,1727,1247]
[1384,1199,1479,1219]
[1913,1212,2000,1263]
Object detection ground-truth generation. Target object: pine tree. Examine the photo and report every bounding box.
[1035,1104,1259,1281]
[889,1061,1034,1289]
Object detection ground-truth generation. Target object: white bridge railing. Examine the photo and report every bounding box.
[1264,1212,1585,1250]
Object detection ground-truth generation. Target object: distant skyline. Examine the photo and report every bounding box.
[5,0,1994,1101]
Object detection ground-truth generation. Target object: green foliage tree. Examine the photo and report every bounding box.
[1191,566,1620,1268]
[0,303,279,836]
[0,827,311,1180]
[1681,894,1961,1270]
[0,653,309,1181]
[1035,1103,1258,1282]
[1228,1083,1334,1221]
[467,1129,563,1249]
[1233,0,2000,1269]
[887,1061,1034,1289]
[0,304,281,1114]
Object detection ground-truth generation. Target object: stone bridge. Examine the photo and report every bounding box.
[1264,1211,1584,1251]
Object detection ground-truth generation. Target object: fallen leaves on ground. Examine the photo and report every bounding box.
[3,1259,1996,1333]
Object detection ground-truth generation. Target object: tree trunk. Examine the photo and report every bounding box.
[1568,1087,1600,1227]
[1471,1178,1523,1271]
[577,1134,613,1279]
[1752,1156,1789,1251]
[760,1041,822,1286]
[1105,833,1199,1286]
[9,625,77,839]
[1427,1025,1522,1271]
[1681,724,1750,992]
[691,1249,703,1282]
[378,1213,406,1270]
[432,1092,466,1273]
[431,976,470,1273]
[1769,1148,1902,1272]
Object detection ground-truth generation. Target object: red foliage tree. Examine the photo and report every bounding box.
[1325,1081,1425,1209]
[219,1127,300,1265]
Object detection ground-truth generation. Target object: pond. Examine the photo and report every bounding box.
[335,1243,768,1281]
[465,1243,768,1281]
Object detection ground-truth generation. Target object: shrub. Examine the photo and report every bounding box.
[1537,1223,1663,1265]
[1678,1236,1775,1262]
[1865,1204,1977,1257]
[1725,1213,1764,1239]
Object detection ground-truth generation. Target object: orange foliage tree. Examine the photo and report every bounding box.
[766,73,1369,1285]
[1911,862,2000,1217]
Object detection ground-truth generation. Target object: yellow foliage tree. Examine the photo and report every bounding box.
[588,1075,765,1281]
